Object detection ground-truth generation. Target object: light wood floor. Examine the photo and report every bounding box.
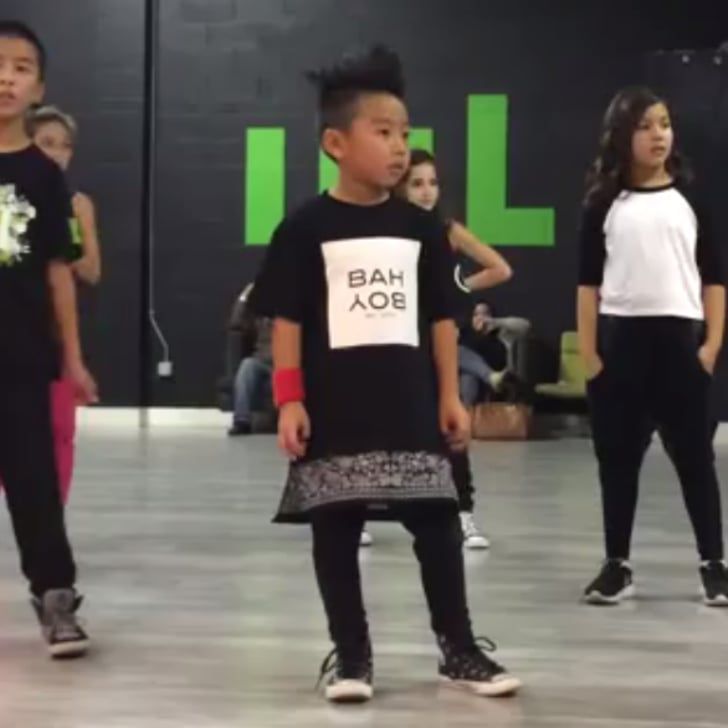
[1,410,727,727]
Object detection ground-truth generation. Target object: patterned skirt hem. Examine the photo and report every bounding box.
[273,450,457,522]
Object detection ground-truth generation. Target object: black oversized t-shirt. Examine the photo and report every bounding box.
[0,145,75,380]
[252,193,458,460]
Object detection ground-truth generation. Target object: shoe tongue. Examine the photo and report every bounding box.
[44,589,74,610]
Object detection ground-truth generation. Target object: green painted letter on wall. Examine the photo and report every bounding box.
[467,95,554,246]
[245,128,285,245]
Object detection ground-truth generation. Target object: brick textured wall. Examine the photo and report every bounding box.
[152,0,726,405]
[5,0,145,404]
[5,1,727,405]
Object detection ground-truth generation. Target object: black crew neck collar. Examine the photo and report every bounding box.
[624,181,675,194]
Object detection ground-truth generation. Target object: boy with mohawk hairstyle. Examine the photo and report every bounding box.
[252,45,521,703]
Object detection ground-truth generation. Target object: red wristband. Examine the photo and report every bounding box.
[273,368,305,408]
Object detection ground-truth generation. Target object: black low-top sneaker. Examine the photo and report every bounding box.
[583,560,634,605]
[317,641,373,703]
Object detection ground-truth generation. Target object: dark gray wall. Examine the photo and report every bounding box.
[5,0,145,405]
[6,1,728,406]
[152,0,727,405]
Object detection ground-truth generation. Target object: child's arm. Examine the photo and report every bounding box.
[71,193,101,285]
[694,193,726,374]
[272,318,310,459]
[700,285,726,374]
[577,286,603,379]
[576,200,608,380]
[47,261,98,402]
[432,319,470,451]
[448,221,512,291]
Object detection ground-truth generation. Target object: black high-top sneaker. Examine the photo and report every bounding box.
[32,589,89,659]
[437,635,521,697]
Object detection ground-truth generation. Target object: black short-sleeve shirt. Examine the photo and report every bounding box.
[252,193,458,459]
[0,145,75,379]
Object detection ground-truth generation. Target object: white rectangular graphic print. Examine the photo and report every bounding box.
[322,237,421,350]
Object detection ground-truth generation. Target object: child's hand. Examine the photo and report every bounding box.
[66,360,99,404]
[698,344,718,376]
[440,396,471,452]
[278,402,311,460]
[584,353,604,381]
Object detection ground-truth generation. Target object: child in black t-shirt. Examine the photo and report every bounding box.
[0,20,96,658]
[578,86,728,606]
[253,45,520,703]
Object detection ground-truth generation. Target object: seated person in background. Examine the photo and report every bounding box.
[458,303,527,406]
[228,286,274,436]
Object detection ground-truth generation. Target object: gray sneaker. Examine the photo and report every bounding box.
[31,589,89,659]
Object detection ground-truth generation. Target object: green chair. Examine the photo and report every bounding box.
[535,331,587,400]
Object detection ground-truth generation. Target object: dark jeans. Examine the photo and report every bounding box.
[458,345,493,407]
[0,381,76,596]
[588,316,723,562]
[311,506,473,651]
[232,357,272,425]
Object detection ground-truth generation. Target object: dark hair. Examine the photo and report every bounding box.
[307,45,405,135]
[404,149,436,177]
[395,148,453,223]
[0,20,46,80]
[395,148,435,197]
[584,86,690,206]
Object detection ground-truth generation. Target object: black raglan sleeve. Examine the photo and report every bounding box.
[577,199,609,287]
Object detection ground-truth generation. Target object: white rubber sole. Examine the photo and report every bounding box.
[325,680,373,703]
[49,638,90,659]
[701,589,728,607]
[440,673,522,697]
[359,531,373,548]
[463,536,491,550]
[584,583,635,605]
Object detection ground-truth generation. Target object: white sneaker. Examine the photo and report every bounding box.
[359,529,373,547]
[460,512,490,550]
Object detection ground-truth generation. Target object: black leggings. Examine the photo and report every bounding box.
[588,316,723,562]
[450,450,474,513]
[311,506,473,650]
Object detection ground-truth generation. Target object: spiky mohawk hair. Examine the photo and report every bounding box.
[307,45,405,134]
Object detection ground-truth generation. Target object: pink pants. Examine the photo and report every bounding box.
[51,379,77,505]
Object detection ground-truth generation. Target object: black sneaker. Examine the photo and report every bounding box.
[700,561,728,607]
[31,589,89,659]
[437,635,521,697]
[227,421,252,436]
[583,560,634,605]
[317,642,373,703]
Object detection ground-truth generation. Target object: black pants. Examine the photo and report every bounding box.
[0,381,76,596]
[311,506,473,651]
[450,450,474,513]
[588,316,723,561]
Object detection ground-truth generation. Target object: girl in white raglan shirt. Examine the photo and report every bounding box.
[577,86,728,607]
